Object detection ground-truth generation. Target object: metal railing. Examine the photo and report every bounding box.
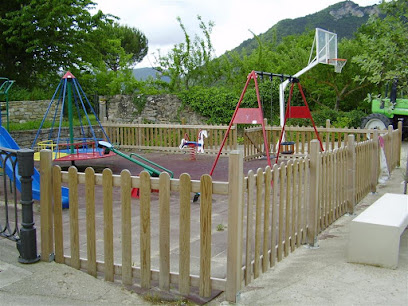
[0,146,39,263]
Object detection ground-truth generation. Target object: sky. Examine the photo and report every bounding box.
[93,0,382,68]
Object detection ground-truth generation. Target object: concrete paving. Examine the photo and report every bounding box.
[0,142,407,306]
[0,238,149,305]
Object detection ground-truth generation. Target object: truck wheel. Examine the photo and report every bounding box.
[361,113,392,130]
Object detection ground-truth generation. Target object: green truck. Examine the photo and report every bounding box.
[361,79,408,137]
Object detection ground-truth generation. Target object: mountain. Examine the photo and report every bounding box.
[134,1,380,78]
[231,1,379,55]
[132,67,170,82]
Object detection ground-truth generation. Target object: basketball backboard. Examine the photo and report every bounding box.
[309,28,337,65]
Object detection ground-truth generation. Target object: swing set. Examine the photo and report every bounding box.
[209,70,323,175]
[209,28,345,175]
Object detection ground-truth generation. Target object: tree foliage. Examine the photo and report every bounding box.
[0,0,148,92]
[91,23,148,72]
[0,0,112,87]
[155,15,219,91]
[353,0,408,88]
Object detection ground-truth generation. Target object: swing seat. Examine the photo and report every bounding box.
[280,141,295,154]
[287,106,309,118]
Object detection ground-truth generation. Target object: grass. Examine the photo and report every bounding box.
[143,293,195,305]
[8,115,98,131]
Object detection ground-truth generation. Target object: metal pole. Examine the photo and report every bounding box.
[16,148,40,263]
[67,79,75,154]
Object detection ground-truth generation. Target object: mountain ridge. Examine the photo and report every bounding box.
[134,1,380,80]
[231,1,379,55]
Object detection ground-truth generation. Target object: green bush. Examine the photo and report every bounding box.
[178,86,239,124]
[8,85,55,101]
[286,108,366,128]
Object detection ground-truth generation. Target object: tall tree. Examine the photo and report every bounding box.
[155,15,217,91]
[92,23,148,72]
[0,0,113,87]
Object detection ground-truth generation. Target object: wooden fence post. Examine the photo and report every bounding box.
[347,134,356,214]
[308,140,320,246]
[233,124,238,150]
[226,150,244,302]
[371,130,379,193]
[40,149,53,262]
[325,119,330,151]
[397,121,402,168]
[388,125,394,169]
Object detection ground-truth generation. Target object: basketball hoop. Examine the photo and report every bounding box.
[328,58,347,73]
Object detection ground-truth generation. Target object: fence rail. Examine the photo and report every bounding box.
[39,123,402,302]
[103,122,237,154]
[0,146,19,241]
[243,119,397,161]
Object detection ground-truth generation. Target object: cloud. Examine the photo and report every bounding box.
[93,0,381,67]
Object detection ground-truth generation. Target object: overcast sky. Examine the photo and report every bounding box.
[93,0,381,68]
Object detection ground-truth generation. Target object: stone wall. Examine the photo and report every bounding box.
[5,100,55,123]
[5,94,207,148]
[104,94,207,124]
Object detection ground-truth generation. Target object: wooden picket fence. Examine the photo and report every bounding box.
[39,124,402,303]
[243,119,400,161]
[102,122,238,154]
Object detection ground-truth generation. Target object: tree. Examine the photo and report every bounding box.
[0,0,113,88]
[92,23,148,72]
[155,15,218,91]
[353,0,408,88]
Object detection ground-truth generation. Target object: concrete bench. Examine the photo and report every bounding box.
[347,193,408,269]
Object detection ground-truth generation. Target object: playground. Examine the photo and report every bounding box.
[1,27,405,303]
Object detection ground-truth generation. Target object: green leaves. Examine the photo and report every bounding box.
[353,0,408,87]
[0,0,148,92]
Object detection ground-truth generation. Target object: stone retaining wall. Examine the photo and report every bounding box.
[4,100,55,123]
[103,94,207,124]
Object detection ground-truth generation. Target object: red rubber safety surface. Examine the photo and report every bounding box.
[52,151,272,182]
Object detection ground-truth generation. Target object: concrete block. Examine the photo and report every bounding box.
[347,193,408,269]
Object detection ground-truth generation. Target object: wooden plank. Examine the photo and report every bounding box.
[226,151,243,302]
[291,162,298,251]
[179,173,191,295]
[85,167,97,277]
[297,160,303,246]
[308,141,320,246]
[159,172,171,290]
[40,150,53,262]
[53,165,64,263]
[121,169,132,285]
[200,174,213,298]
[103,168,114,282]
[69,166,80,269]
[278,163,285,261]
[263,167,272,272]
[140,171,151,288]
[270,164,278,267]
[347,135,356,214]
[285,162,292,257]
[245,170,255,285]
[254,168,263,278]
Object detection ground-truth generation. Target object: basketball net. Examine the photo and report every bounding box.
[329,58,347,73]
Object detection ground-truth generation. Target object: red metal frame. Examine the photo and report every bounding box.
[209,70,271,176]
[275,82,324,164]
